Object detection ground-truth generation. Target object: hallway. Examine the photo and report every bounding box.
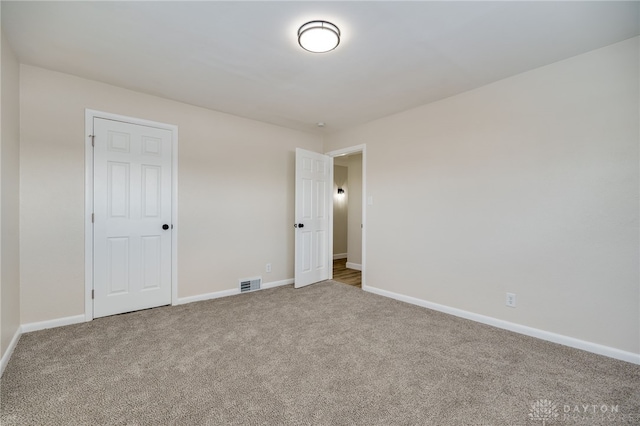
[332,259,361,288]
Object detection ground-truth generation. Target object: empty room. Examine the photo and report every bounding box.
[1,1,639,425]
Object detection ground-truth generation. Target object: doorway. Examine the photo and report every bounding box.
[327,145,366,289]
[85,110,179,320]
[292,144,366,290]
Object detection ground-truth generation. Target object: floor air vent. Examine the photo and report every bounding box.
[239,277,262,293]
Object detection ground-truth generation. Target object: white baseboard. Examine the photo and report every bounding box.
[333,253,347,260]
[346,262,362,271]
[21,314,86,333]
[176,278,294,305]
[1,327,21,377]
[364,285,640,365]
[176,288,239,305]
[261,278,294,290]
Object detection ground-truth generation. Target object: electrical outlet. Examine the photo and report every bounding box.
[506,293,516,308]
[266,263,272,273]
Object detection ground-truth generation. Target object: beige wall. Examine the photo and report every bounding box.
[1,30,21,358]
[325,37,640,354]
[333,165,348,256]
[347,154,362,266]
[1,26,3,362]
[19,65,322,324]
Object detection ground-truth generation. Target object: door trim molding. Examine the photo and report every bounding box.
[325,144,366,289]
[84,109,179,321]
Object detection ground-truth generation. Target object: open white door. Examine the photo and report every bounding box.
[294,148,333,288]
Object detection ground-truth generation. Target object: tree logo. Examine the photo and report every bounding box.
[529,399,559,425]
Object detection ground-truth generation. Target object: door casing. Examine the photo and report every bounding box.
[84,109,179,321]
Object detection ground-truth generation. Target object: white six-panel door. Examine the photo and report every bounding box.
[294,148,332,288]
[93,118,172,318]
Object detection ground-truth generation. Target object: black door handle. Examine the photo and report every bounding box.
[162,224,170,230]
[294,223,304,228]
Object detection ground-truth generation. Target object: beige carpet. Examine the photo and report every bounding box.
[1,281,639,425]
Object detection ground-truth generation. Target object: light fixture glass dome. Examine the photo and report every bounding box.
[298,21,340,53]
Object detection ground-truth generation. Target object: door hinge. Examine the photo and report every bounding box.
[91,290,94,299]
[91,213,94,223]
[89,135,95,147]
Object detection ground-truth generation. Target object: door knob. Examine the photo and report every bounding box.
[294,223,304,228]
[162,224,170,230]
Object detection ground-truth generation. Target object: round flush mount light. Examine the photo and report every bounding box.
[298,21,340,53]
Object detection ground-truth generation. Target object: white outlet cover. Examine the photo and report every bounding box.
[506,293,516,307]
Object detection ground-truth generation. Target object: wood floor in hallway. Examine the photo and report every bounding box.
[332,258,361,288]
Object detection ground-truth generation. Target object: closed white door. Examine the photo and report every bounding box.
[93,118,172,318]
[295,148,332,288]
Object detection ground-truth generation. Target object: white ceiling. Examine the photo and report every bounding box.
[2,1,638,133]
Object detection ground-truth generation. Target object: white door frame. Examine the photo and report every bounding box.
[325,144,367,289]
[84,109,179,321]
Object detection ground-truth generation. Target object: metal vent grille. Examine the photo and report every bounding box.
[239,277,261,293]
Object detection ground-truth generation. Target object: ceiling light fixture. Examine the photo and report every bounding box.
[298,21,340,53]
